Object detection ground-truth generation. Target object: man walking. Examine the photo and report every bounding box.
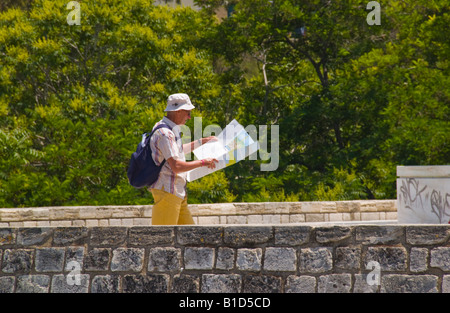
[149,93,218,225]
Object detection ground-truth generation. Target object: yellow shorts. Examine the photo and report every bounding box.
[150,188,194,225]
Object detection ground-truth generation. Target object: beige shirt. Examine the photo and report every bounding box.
[149,117,187,199]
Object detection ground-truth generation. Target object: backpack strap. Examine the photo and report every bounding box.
[145,123,178,167]
[141,123,173,146]
[150,123,172,137]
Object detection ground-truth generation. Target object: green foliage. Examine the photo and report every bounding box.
[0,0,221,207]
[187,171,236,203]
[1,0,449,208]
[197,0,449,201]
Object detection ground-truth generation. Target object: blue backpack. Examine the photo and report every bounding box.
[127,123,173,188]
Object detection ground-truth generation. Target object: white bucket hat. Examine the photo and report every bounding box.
[164,93,195,112]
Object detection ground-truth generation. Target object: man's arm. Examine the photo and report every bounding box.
[166,157,218,174]
[182,136,218,154]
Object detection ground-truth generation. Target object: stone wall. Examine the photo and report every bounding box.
[1,224,450,293]
[0,200,396,227]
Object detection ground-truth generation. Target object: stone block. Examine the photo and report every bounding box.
[0,228,15,246]
[128,226,174,246]
[16,228,52,246]
[236,248,262,272]
[50,220,72,227]
[263,202,291,214]
[216,247,235,270]
[243,275,282,293]
[0,209,21,221]
[353,274,378,293]
[336,201,360,213]
[2,249,33,274]
[9,222,24,227]
[300,202,326,213]
[89,227,127,247]
[50,207,80,220]
[315,226,351,243]
[184,247,214,270]
[262,215,281,224]
[35,248,65,272]
[51,274,90,293]
[176,226,223,245]
[359,200,382,212]
[406,226,450,245]
[16,275,50,293]
[196,203,237,216]
[430,247,450,271]
[172,274,199,293]
[198,216,221,225]
[328,213,344,222]
[281,215,290,224]
[289,214,305,223]
[264,247,296,272]
[299,248,333,273]
[78,207,98,219]
[227,216,247,224]
[386,212,398,220]
[121,219,134,226]
[0,276,15,293]
[364,247,407,271]
[108,219,121,226]
[111,248,144,272]
[361,212,380,221]
[318,274,352,293]
[83,248,111,271]
[356,226,404,244]
[53,227,89,246]
[442,275,450,293]
[335,247,361,270]
[285,275,316,293]
[287,202,303,214]
[239,202,266,215]
[71,220,85,227]
[317,201,338,213]
[98,219,109,226]
[91,275,121,293]
[305,213,325,222]
[111,206,142,218]
[410,248,428,272]
[132,218,151,226]
[381,274,438,293]
[201,274,241,293]
[247,215,263,224]
[65,247,85,271]
[148,247,181,273]
[224,226,273,247]
[274,226,311,246]
[122,274,169,293]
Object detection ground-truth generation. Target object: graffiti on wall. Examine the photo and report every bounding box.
[398,178,450,224]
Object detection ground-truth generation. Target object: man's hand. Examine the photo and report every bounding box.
[202,158,219,169]
[202,136,218,144]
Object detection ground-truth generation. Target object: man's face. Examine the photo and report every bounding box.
[177,109,191,125]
